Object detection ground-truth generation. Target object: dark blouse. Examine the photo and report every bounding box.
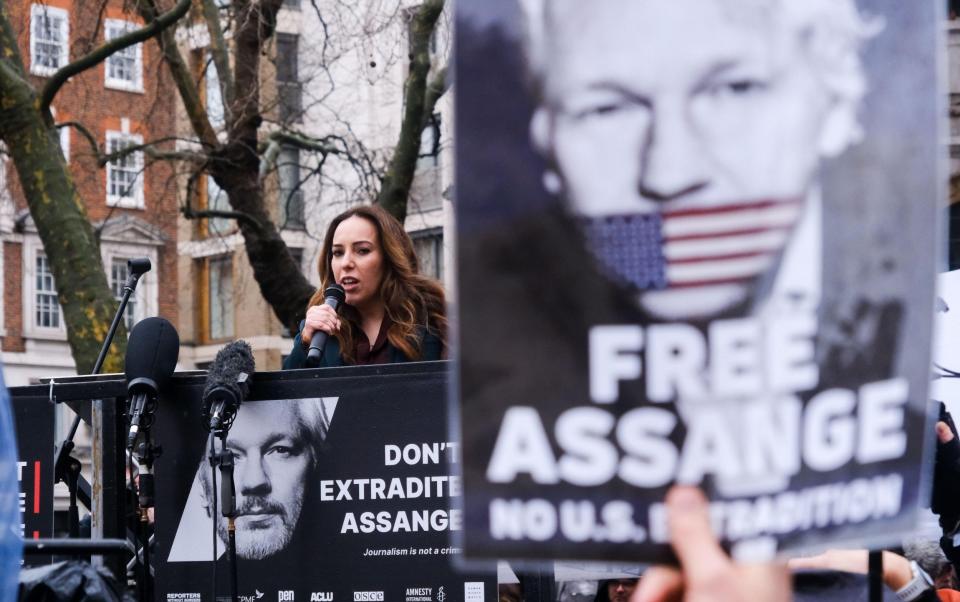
[354,318,392,365]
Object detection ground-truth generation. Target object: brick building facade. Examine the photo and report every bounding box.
[0,0,179,387]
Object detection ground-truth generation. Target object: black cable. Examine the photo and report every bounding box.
[935,362,960,377]
[141,435,154,602]
[127,452,141,595]
[229,524,238,602]
[210,431,219,602]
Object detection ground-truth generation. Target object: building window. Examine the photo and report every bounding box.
[106,130,144,208]
[109,258,138,330]
[276,33,301,123]
[278,147,305,229]
[35,253,61,329]
[208,256,233,340]
[104,20,143,92]
[30,5,69,76]
[418,113,441,169]
[204,54,225,130]
[282,0,301,9]
[411,228,443,280]
[410,112,442,212]
[206,175,233,235]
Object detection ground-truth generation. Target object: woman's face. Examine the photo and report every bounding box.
[330,216,386,312]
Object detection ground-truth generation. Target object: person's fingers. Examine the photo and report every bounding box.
[306,305,341,332]
[788,550,866,574]
[309,304,336,318]
[664,486,731,587]
[787,555,830,571]
[738,562,790,602]
[787,556,819,571]
[938,421,955,443]
[631,567,682,602]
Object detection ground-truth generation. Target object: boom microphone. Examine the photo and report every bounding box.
[305,284,346,368]
[202,340,255,432]
[125,318,180,450]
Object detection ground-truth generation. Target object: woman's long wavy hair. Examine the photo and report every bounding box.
[307,205,447,363]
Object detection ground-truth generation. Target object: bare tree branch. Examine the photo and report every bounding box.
[145,147,208,163]
[59,121,207,166]
[98,136,196,166]
[181,205,262,229]
[135,0,220,148]
[258,130,348,181]
[201,0,235,110]
[423,66,448,124]
[377,0,444,223]
[57,120,101,156]
[40,0,191,114]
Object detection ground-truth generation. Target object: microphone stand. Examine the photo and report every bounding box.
[134,434,160,602]
[53,258,150,538]
[210,430,240,602]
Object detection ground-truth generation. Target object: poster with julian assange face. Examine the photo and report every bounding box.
[454,0,941,562]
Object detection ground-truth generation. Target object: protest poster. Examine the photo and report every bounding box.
[10,396,54,548]
[154,362,495,602]
[455,0,941,562]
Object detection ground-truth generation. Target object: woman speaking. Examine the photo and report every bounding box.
[283,205,447,368]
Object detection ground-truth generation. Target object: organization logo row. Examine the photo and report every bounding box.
[168,582,487,602]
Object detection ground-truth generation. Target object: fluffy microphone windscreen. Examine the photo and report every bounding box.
[202,340,255,404]
[124,317,180,389]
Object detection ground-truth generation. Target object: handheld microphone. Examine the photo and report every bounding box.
[125,317,180,450]
[305,284,346,368]
[202,340,255,432]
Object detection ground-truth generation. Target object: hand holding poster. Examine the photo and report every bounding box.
[455,0,940,562]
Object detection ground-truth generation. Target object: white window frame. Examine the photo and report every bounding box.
[104,19,143,92]
[50,107,69,163]
[23,237,66,340]
[59,124,70,163]
[204,54,225,129]
[29,4,69,77]
[101,243,159,329]
[105,128,145,209]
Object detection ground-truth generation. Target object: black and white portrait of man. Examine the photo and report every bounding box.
[168,397,337,562]
[520,0,877,320]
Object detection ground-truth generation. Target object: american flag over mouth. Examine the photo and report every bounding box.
[577,199,804,292]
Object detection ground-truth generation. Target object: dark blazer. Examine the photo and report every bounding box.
[282,321,443,369]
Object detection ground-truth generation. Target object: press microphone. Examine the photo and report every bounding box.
[202,340,255,432]
[305,284,346,368]
[125,317,180,450]
[127,257,151,279]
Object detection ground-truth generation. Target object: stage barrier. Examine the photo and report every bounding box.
[11,361,499,602]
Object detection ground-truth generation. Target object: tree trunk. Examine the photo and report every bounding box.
[217,0,314,332]
[0,68,125,373]
[377,0,445,224]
